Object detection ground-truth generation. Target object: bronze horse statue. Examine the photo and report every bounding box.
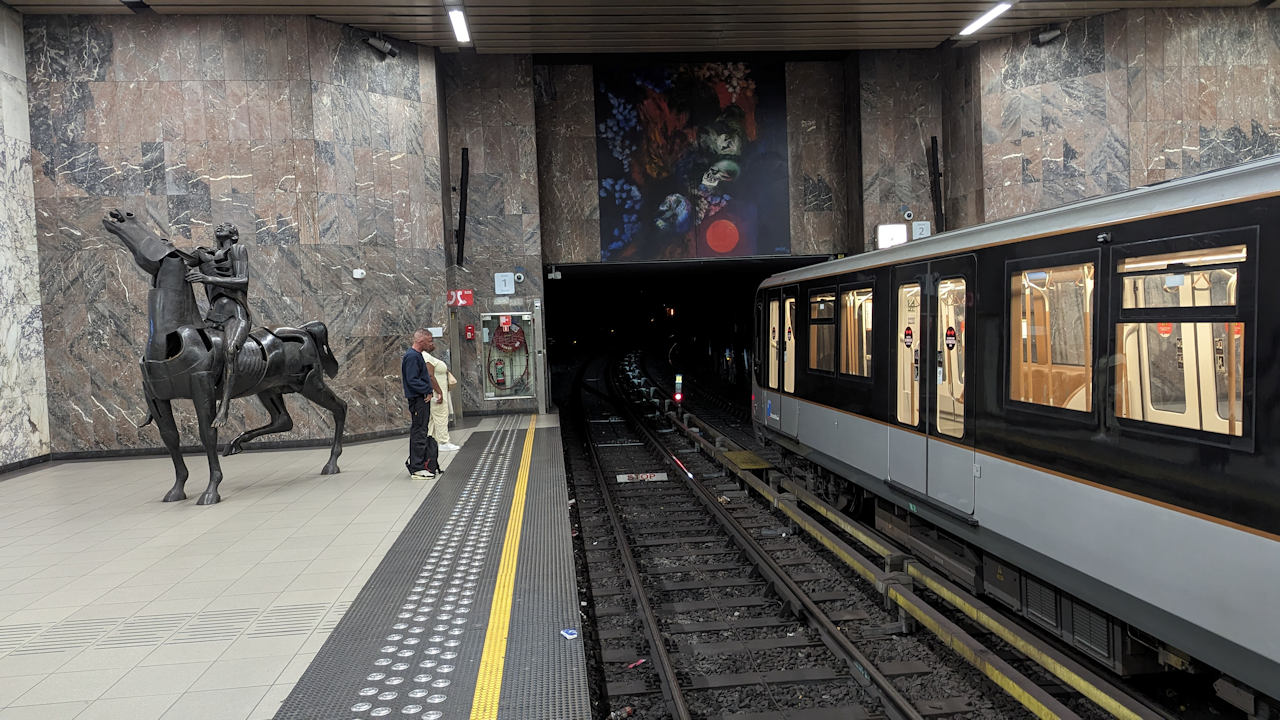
[103,209,347,505]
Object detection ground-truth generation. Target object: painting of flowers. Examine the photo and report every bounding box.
[594,61,789,261]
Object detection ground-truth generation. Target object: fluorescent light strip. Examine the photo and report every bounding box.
[959,2,1012,36]
[449,9,470,43]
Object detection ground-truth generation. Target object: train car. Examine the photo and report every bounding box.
[751,155,1280,711]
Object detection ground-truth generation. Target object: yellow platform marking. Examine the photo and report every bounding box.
[470,414,538,720]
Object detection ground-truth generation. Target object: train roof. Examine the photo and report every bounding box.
[760,154,1280,289]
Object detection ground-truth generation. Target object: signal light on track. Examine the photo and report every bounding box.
[674,374,683,404]
[674,392,683,403]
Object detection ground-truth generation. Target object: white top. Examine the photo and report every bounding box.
[422,350,453,413]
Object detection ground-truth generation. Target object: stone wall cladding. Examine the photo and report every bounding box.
[24,14,446,452]
[0,4,46,466]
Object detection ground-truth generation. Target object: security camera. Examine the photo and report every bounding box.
[364,36,399,57]
[1033,28,1063,46]
[903,210,914,221]
[514,272,526,283]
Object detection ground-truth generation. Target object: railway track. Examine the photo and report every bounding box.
[563,355,1136,720]
[621,353,1174,720]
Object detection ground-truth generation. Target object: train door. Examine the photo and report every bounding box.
[781,286,799,437]
[888,257,977,514]
[763,288,782,432]
[928,256,976,513]
[889,263,928,494]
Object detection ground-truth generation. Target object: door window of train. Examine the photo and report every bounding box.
[768,298,780,390]
[1114,245,1248,437]
[1009,262,1095,412]
[809,289,836,373]
[896,283,921,426]
[784,296,797,393]
[936,278,966,438]
[840,287,873,377]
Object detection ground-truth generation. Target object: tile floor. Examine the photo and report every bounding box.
[0,421,491,720]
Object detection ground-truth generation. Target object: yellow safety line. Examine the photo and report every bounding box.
[470,414,538,720]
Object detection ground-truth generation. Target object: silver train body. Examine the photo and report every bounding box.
[752,156,1280,704]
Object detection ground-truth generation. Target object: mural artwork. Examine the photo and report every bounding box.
[595,61,789,261]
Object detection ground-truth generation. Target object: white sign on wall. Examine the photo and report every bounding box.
[494,272,516,295]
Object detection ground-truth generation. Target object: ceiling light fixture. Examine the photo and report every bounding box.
[448,9,471,43]
[959,3,1012,36]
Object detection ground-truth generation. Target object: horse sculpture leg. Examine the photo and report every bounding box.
[299,368,347,475]
[223,391,292,457]
[149,398,189,502]
[190,373,224,505]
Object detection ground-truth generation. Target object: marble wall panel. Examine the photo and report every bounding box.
[858,50,942,250]
[442,54,541,415]
[0,4,46,467]
[534,64,599,265]
[23,14,447,454]
[973,6,1278,222]
[940,46,984,230]
[786,62,849,257]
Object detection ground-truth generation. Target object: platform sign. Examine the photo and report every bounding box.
[446,289,474,306]
[616,472,669,483]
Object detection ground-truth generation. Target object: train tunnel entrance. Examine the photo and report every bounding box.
[542,256,827,406]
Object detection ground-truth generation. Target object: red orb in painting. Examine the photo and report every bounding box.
[706,219,740,253]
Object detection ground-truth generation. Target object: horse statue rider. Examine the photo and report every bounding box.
[185,222,250,428]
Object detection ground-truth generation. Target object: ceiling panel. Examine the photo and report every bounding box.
[11,0,1260,52]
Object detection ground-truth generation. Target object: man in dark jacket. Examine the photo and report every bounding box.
[403,328,444,478]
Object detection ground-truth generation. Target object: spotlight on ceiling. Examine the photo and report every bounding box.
[364,35,399,58]
[449,9,471,44]
[1032,28,1063,46]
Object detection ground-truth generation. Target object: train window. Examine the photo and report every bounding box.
[840,287,873,377]
[768,298,779,390]
[1115,244,1249,437]
[1009,263,1095,412]
[784,296,797,393]
[809,290,836,373]
[1118,245,1245,309]
[937,278,966,438]
[1115,322,1244,436]
[896,283,920,426]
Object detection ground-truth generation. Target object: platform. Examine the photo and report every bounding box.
[0,414,589,720]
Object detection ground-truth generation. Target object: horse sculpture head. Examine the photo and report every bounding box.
[102,209,205,359]
[103,209,181,276]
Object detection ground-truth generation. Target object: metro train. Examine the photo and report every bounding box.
[751,156,1280,711]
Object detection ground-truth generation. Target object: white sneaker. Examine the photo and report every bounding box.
[439,443,461,452]
[410,469,434,479]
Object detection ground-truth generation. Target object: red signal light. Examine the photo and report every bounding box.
[674,392,683,403]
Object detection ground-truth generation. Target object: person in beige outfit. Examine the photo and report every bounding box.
[422,338,460,452]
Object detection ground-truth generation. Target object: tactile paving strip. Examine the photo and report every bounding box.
[498,426,591,719]
[274,416,525,720]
